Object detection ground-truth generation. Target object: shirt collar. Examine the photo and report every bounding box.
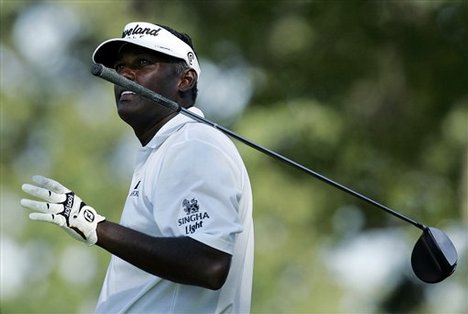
[143,106,204,150]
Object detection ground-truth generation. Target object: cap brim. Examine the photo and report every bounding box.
[92,38,194,70]
[92,38,137,68]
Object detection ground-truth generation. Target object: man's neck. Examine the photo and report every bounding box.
[135,112,179,146]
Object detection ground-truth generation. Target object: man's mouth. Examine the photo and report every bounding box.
[120,91,136,100]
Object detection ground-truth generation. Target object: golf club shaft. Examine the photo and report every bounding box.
[91,63,426,231]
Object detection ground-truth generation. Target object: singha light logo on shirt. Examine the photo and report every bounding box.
[183,198,199,214]
[178,198,210,234]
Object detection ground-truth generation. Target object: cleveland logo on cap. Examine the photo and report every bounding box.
[122,24,161,38]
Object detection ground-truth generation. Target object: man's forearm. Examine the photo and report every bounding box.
[95,220,231,290]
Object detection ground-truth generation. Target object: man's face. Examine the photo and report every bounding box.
[112,44,181,130]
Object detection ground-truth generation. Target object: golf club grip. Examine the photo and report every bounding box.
[90,63,425,231]
[90,63,181,112]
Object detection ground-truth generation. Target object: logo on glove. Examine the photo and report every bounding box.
[83,208,95,223]
[63,193,74,219]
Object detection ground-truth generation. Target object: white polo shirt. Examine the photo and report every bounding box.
[95,107,254,314]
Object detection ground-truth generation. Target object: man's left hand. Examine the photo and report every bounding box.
[20,175,105,245]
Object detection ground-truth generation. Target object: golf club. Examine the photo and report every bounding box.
[91,63,458,283]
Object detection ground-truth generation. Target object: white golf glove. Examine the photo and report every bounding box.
[20,175,105,245]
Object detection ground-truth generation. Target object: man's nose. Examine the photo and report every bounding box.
[119,66,136,81]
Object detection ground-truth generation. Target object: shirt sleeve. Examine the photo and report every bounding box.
[151,133,244,254]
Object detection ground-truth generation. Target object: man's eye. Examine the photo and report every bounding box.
[113,59,151,73]
[137,59,150,67]
[114,64,124,73]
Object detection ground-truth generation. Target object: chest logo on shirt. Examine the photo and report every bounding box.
[178,198,210,234]
[129,180,141,197]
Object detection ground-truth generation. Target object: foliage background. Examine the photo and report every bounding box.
[1,0,467,313]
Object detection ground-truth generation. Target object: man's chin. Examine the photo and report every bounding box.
[117,105,177,134]
[117,108,142,127]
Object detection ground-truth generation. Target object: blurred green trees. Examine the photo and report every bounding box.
[1,1,467,313]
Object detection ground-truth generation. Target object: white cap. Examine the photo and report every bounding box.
[92,22,201,78]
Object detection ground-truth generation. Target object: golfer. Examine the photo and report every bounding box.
[20,21,254,313]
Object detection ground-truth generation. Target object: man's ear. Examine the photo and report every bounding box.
[178,69,197,92]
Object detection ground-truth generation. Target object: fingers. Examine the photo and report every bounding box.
[32,175,70,194]
[21,183,66,203]
[29,212,67,227]
[20,199,64,214]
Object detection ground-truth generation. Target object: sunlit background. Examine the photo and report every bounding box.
[1,1,467,313]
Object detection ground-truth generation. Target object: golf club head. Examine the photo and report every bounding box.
[411,227,457,283]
